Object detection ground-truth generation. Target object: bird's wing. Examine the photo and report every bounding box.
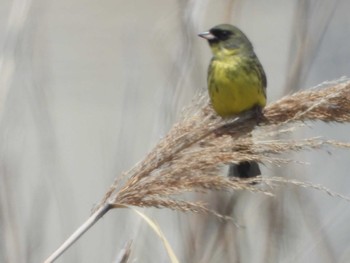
[252,56,267,98]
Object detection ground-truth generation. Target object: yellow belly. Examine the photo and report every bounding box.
[208,59,266,118]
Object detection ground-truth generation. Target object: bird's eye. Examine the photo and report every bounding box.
[221,31,229,36]
[210,29,233,40]
[217,30,231,40]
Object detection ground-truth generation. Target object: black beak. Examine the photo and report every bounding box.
[198,31,216,40]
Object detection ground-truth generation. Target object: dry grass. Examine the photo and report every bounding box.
[46,79,350,262]
[96,78,350,215]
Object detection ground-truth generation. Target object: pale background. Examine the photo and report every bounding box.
[1,0,350,262]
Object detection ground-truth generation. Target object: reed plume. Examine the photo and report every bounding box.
[46,78,350,262]
[98,78,350,213]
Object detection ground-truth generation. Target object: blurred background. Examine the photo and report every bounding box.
[1,0,350,262]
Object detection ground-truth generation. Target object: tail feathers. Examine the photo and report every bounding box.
[228,161,261,178]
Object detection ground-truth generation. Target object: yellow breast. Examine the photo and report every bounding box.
[208,57,266,117]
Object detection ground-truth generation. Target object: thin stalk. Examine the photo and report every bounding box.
[44,203,111,263]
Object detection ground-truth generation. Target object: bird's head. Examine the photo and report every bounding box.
[198,24,253,57]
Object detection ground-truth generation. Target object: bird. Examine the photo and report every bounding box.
[198,24,267,179]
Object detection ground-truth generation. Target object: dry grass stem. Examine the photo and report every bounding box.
[114,241,132,263]
[97,78,350,213]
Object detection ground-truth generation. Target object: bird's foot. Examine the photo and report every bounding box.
[253,105,267,125]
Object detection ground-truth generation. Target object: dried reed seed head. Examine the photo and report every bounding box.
[97,79,350,213]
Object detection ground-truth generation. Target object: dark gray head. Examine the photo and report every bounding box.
[198,24,254,56]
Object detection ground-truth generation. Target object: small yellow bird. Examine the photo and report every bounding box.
[199,24,267,178]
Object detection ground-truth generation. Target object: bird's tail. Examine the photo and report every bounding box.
[228,161,261,178]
